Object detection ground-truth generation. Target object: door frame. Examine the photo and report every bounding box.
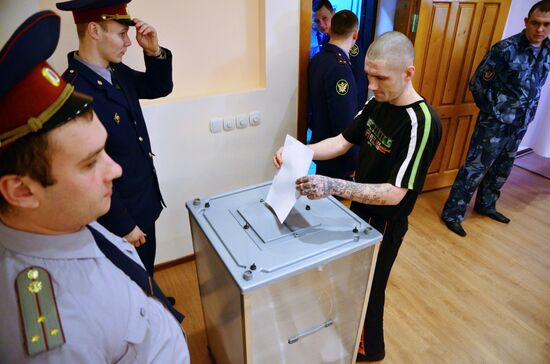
[297,0,312,143]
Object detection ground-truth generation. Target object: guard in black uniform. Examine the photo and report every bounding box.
[56,0,173,277]
[309,10,360,180]
[313,0,367,106]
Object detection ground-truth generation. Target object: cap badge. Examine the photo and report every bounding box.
[41,67,61,87]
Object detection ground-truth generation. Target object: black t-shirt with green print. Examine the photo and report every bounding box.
[342,97,442,220]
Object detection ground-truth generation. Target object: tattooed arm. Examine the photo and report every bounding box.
[295,175,407,206]
[274,134,352,168]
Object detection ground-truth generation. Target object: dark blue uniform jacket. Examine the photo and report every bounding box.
[313,35,367,106]
[309,43,359,179]
[63,49,173,237]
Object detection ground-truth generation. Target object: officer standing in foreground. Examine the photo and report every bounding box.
[309,10,360,181]
[56,0,172,278]
[0,11,189,362]
[275,32,442,361]
[442,0,550,237]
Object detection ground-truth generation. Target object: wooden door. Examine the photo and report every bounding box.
[399,0,511,190]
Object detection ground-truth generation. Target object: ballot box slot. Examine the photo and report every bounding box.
[234,200,322,244]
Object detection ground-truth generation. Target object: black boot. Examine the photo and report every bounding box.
[475,209,510,224]
[443,220,467,237]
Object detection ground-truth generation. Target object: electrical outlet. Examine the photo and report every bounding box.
[249,111,261,126]
[223,116,235,131]
[210,117,223,133]
[236,114,248,129]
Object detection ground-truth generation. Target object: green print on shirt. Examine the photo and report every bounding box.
[365,118,393,154]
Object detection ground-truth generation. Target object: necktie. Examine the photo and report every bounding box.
[87,225,184,323]
[110,67,120,89]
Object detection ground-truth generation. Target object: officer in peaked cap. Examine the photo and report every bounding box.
[0,10,189,363]
[56,0,175,282]
[56,0,135,25]
[0,11,92,147]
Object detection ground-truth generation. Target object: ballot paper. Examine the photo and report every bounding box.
[265,134,314,223]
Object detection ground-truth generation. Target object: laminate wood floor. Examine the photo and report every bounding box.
[155,166,550,363]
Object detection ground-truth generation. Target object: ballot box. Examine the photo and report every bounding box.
[186,182,382,364]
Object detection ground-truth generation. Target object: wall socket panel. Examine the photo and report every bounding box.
[236,114,248,129]
[223,116,235,131]
[210,117,223,133]
[249,111,261,126]
[210,112,261,133]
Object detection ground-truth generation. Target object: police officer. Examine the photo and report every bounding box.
[0,10,189,362]
[55,0,172,278]
[442,0,550,237]
[309,10,360,181]
[312,0,367,106]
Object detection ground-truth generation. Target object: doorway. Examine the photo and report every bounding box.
[298,0,378,143]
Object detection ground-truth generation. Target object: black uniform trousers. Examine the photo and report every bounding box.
[354,211,408,356]
[136,223,156,277]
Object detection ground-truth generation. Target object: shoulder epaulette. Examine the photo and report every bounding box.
[15,267,65,356]
[335,52,350,65]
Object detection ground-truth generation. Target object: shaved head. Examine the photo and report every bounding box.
[366,31,414,71]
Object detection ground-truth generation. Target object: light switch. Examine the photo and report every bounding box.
[223,116,235,131]
[236,114,248,129]
[249,111,261,126]
[210,117,223,133]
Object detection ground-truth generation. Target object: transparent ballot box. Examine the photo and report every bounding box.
[186,182,382,364]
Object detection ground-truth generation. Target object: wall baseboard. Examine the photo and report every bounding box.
[516,148,533,158]
[154,254,195,272]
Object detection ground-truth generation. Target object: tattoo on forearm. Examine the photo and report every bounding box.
[330,180,391,205]
[295,175,394,204]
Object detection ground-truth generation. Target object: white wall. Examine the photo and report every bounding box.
[503,0,550,157]
[140,1,299,262]
[0,2,39,44]
[1,0,300,263]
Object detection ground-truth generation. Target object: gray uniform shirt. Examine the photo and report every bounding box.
[0,221,190,363]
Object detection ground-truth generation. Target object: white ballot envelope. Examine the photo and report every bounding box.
[265,134,314,223]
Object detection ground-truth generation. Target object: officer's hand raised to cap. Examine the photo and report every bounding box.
[133,18,161,57]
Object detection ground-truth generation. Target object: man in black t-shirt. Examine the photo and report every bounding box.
[274,31,441,362]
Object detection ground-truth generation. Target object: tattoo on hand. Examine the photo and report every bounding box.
[295,175,334,199]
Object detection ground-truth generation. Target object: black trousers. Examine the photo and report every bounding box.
[355,212,408,356]
[136,223,156,277]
